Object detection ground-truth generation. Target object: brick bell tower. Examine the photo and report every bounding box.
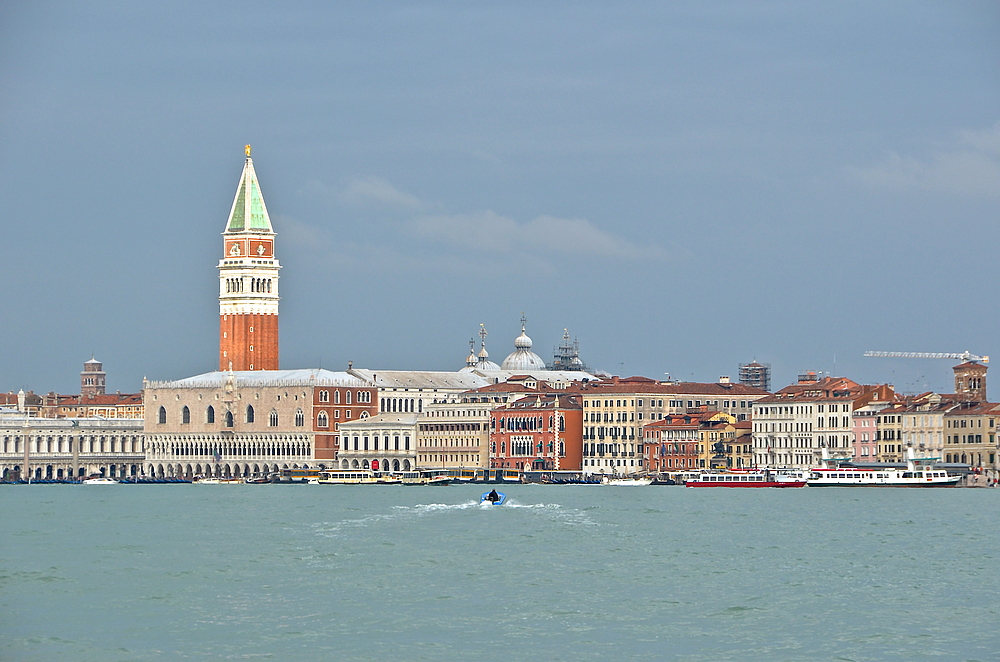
[218,145,280,371]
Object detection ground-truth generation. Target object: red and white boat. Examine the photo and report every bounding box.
[685,470,806,488]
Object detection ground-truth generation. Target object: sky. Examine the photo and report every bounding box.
[1,1,999,396]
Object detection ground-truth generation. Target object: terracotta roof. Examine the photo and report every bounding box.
[466,380,556,394]
[756,376,871,404]
[943,402,1000,416]
[642,411,733,429]
[496,394,582,411]
[570,377,768,397]
[953,361,987,370]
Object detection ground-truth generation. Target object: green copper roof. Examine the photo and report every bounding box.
[228,180,246,231]
[225,156,273,233]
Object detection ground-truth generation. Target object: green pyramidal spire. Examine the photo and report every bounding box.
[225,145,273,233]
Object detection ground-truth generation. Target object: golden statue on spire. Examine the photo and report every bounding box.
[245,144,252,157]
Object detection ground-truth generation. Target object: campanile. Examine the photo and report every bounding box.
[218,145,280,371]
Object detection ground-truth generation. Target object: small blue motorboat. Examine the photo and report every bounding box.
[481,490,506,505]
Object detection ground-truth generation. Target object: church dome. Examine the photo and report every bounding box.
[460,338,478,372]
[501,318,546,371]
[462,325,502,372]
[475,346,501,371]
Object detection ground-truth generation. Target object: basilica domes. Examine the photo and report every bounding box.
[476,345,501,372]
[501,318,546,371]
[460,339,479,373]
[461,324,501,372]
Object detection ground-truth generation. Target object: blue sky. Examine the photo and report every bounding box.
[1,1,998,395]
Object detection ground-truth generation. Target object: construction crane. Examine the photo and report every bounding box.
[863,350,989,364]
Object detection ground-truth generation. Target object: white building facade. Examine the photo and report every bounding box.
[143,369,375,478]
[337,413,418,472]
[0,414,144,480]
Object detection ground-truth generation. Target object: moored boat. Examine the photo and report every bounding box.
[82,476,119,485]
[685,470,806,487]
[400,471,452,486]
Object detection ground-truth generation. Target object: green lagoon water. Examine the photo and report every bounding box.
[2,485,998,661]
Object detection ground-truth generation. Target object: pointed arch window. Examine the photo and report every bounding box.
[182,406,190,424]
[317,411,329,428]
[319,390,329,403]
[334,390,341,404]
[158,406,166,424]
[225,410,234,427]
[207,406,215,424]
[346,391,352,405]
[246,405,255,423]
[295,408,304,426]
[269,410,278,426]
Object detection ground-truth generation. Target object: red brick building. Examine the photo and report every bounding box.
[311,384,378,461]
[489,393,583,471]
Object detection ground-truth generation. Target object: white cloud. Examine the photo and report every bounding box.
[852,121,1000,197]
[407,210,663,259]
[959,122,1000,155]
[299,177,422,209]
[340,176,421,208]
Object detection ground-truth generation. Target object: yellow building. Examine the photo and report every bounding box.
[943,402,1000,479]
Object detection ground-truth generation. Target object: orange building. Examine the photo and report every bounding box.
[489,393,583,471]
[218,145,280,371]
[643,411,736,472]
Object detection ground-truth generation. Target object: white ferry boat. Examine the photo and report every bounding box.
[685,470,806,488]
[316,470,401,485]
[808,449,960,487]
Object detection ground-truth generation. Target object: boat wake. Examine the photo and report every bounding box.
[312,501,596,537]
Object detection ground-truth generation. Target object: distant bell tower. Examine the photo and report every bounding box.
[81,358,106,398]
[953,361,987,403]
[218,145,280,371]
